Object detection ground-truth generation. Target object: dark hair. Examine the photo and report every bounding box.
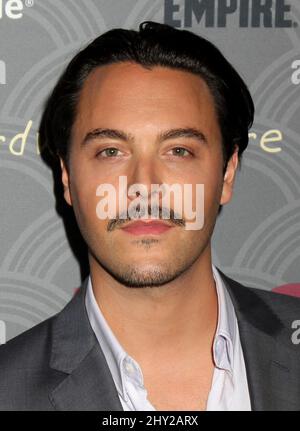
[39,20,254,175]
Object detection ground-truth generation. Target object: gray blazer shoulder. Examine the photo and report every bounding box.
[0,312,65,410]
[1,270,300,411]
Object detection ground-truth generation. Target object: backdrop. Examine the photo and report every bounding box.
[0,0,299,343]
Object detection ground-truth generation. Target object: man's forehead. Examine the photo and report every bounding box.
[79,61,212,100]
[72,61,219,143]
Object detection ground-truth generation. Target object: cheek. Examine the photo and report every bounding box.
[202,176,224,222]
[68,173,101,230]
[192,165,224,218]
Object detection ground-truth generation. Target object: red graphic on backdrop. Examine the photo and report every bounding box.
[272,284,300,298]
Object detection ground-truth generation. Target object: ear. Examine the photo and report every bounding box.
[59,157,72,206]
[220,146,239,206]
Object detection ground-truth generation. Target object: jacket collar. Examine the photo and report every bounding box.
[49,270,300,411]
[49,276,123,411]
[219,268,300,411]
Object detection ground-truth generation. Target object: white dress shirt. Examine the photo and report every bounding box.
[85,264,252,411]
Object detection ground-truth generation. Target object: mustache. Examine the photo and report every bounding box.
[107,203,185,231]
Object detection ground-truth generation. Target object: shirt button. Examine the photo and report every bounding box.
[217,337,226,349]
[124,361,135,375]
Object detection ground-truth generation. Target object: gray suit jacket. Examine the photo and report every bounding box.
[1,269,300,411]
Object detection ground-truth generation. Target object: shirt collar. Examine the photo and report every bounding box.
[212,264,236,374]
[85,276,132,400]
[85,264,237,400]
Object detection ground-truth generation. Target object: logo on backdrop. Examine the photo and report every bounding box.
[0,59,5,84]
[0,0,34,20]
[0,121,284,156]
[164,0,296,28]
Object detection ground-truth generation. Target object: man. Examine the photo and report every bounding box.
[1,21,300,411]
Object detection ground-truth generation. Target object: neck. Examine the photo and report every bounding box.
[88,243,218,364]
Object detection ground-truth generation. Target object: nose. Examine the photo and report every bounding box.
[126,154,163,214]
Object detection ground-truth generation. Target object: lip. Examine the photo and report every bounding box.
[120,220,174,235]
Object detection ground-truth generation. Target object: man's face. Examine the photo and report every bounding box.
[60,62,238,287]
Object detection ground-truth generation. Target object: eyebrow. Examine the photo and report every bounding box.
[80,127,208,147]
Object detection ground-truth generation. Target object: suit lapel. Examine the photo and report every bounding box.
[49,277,123,411]
[218,269,300,411]
[49,269,300,410]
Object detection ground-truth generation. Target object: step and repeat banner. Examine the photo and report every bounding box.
[0,0,299,343]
